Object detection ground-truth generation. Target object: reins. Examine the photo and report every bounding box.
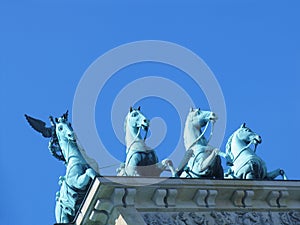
[126,120,149,154]
[126,126,141,153]
[187,120,214,151]
[231,140,258,164]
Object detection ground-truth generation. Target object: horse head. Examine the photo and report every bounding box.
[184,108,217,148]
[188,107,217,129]
[235,123,262,146]
[55,110,76,143]
[126,106,150,132]
[180,108,223,178]
[226,123,262,167]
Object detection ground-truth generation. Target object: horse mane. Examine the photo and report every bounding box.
[225,132,235,161]
[183,112,194,149]
[56,118,99,173]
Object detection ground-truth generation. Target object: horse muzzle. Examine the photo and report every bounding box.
[67,133,76,142]
[253,135,262,144]
[141,119,150,130]
[209,112,218,122]
[141,124,149,131]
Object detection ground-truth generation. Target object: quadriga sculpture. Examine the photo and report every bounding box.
[117,106,175,176]
[176,108,224,179]
[25,111,99,223]
[225,123,287,180]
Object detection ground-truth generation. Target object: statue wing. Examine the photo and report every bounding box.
[25,114,52,138]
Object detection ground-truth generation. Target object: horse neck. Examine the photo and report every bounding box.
[184,121,207,150]
[230,134,252,158]
[125,125,146,150]
[59,139,85,165]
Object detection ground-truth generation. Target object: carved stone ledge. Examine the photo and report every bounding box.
[278,190,289,208]
[231,190,245,207]
[166,189,177,207]
[152,188,167,207]
[244,190,254,207]
[193,189,208,207]
[88,199,114,224]
[193,189,218,208]
[75,177,300,225]
[89,210,109,224]
[124,188,136,206]
[231,190,254,208]
[142,211,300,225]
[267,190,280,207]
[111,188,126,206]
[94,199,113,213]
[207,189,218,207]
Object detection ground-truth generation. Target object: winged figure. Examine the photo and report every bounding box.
[25,114,65,161]
[25,114,54,137]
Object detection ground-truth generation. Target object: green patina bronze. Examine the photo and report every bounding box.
[24,107,289,224]
[25,111,99,223]
[117,106,175,177]
[224,123,287,180]
[176,108,224,179]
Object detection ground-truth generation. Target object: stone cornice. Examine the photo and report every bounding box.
[75,177,300,225]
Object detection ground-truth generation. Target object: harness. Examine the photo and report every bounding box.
[126,126,148,154]
[231,141,258,165]
[183,149,207,178]
[227,140,260,177]
[122,125,157,175]
[57,139,94,215]
[186,120,213,151]
[125,148,157,166]
[179,120,215,178]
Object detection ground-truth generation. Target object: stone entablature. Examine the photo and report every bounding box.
[75,177,300,225]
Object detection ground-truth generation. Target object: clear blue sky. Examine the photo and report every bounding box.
[1,1,300,224]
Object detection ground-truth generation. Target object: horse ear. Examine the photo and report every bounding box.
[190,107,194,112]
[240,123,246,128]
[137,106,141,111]
[65,110,69,120]
[55,117,59,123]
[198,108,201,111]
[129,106,133,112]
[61,110,68,120]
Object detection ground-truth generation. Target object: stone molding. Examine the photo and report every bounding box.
[75,177,300,225]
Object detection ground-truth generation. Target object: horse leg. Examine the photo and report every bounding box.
[55,188,72,223]
[280,170,288,180]
[56,206,70,223]
[55,200,63,223]
[158,158,176,177]
[67,165,96,190]
[243,159,264,180]
[267,169,288,180]
[200,149,218,172]
[116,163,127,176]
[125,152,142,176]
[245,172,257,179]
[212,156,224,179]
